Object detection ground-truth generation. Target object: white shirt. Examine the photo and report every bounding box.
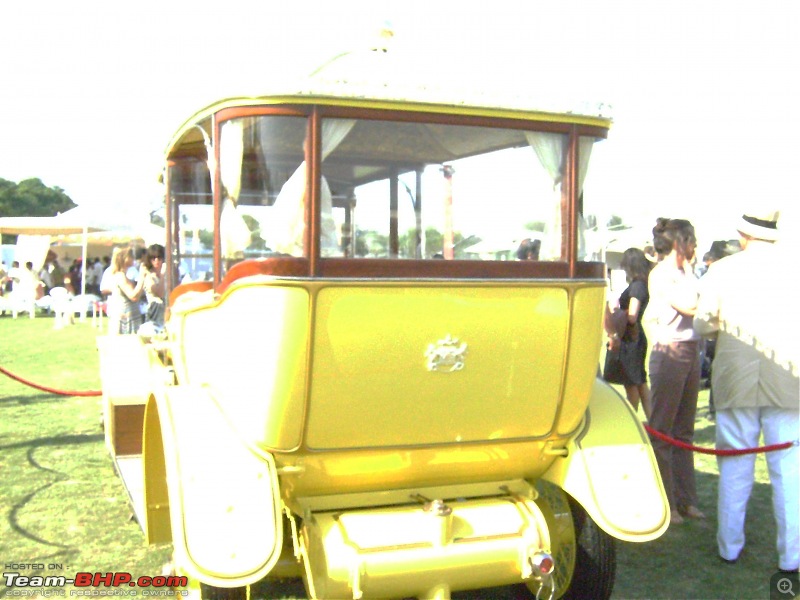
[647,258,701,344]
[694,240,799,410]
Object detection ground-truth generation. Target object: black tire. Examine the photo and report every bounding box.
[198,583,248,600]
[560,496,616,600]
[514,493,616,600]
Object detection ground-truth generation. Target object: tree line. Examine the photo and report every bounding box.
[0,177,76,243]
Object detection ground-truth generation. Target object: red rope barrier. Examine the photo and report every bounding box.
[0,365,102,397]
[644,423,796,456]
[4,362,795,452]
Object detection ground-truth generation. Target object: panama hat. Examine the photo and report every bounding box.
[736,209,780,241]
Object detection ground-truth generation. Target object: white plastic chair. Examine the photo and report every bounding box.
[48,287,73,329]
[72,294,101,323]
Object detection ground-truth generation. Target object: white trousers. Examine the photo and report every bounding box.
[716,407,799,570]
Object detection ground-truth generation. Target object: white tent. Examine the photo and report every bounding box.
[0,211,105,236]
[53,222,165,248]
[0,206,160,295]
[50,222,166,282]
[0,209,102,293]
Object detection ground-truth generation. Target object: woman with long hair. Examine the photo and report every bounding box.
[141,244,166,328]
[608,247,653,418]
[647,218,705,525]
[652,217,674,261]
[111,246,145,334]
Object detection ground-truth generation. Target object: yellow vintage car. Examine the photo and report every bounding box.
[98,49,668,600]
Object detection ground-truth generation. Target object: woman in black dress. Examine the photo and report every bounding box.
[612,247,653,419]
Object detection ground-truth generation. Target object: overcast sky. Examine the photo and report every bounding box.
[1,0,797,249]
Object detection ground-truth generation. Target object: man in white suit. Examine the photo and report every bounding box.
[694,209,799,572]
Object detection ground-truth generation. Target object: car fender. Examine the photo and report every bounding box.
[542,378,669,542]
[142,385,283,587]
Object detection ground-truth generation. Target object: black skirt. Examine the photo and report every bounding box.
[619,324,648,386]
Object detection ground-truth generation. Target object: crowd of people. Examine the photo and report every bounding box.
[0,260,46,317]
[1,253,110,313]
[1,244,166,335]
[97,244,166,335]
[602,210,798,573]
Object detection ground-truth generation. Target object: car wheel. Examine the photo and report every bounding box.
[514,486,615,600]
[560,495,616,600]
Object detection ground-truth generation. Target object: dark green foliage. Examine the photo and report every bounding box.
[0,177,76,217]
[0,177,77,243]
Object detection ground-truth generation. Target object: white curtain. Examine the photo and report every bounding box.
[14,235,52,273]
[268,119,356,256]
[220,120,245,202]
[322,119,356,160]
[578,137,595,194]
[526,132,566,186]
[525,132,566,260]
[195,125,215,195]
[218,120,251,257]
[320,120,356,255]
[576,137,597,260]
[524,133,598,261]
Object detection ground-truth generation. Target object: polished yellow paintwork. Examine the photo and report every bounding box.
[167,279,604,483]
[169,282,310,451]
[301,491,551,599]
[119,273,666,599]
[557,286,607,435]
[308,284,570,447]
[542,378,669,542]
[143,386,284,587]
[123,272,667,597]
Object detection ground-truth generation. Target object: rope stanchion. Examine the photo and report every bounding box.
[0,365,102,397]
[644,423,796,456]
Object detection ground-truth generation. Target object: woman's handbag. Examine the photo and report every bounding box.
[603,345,626,384]
[603,303,636,384]
[605,306,628,340]
[606,304,640,344]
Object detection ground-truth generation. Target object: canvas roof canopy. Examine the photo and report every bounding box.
[0,205,152,236]
[53,222,165,248]
[0,213,105,236]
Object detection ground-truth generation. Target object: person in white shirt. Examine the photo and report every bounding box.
[647,218,705,525]
[7,261,21,293]
[38,264,53,293]
[99,255,119,332]
[694,209,799,571]
[12,262,43,318]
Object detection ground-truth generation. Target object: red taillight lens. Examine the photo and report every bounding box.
[532,552,555,575]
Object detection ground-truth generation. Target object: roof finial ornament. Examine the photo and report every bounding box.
[372,20,395,53]
[309,20,395,77]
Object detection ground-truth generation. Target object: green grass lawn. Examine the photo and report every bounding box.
[0,316,788,599]
[0,315,172,592]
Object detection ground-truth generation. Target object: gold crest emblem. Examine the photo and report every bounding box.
[425,335,468,373]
